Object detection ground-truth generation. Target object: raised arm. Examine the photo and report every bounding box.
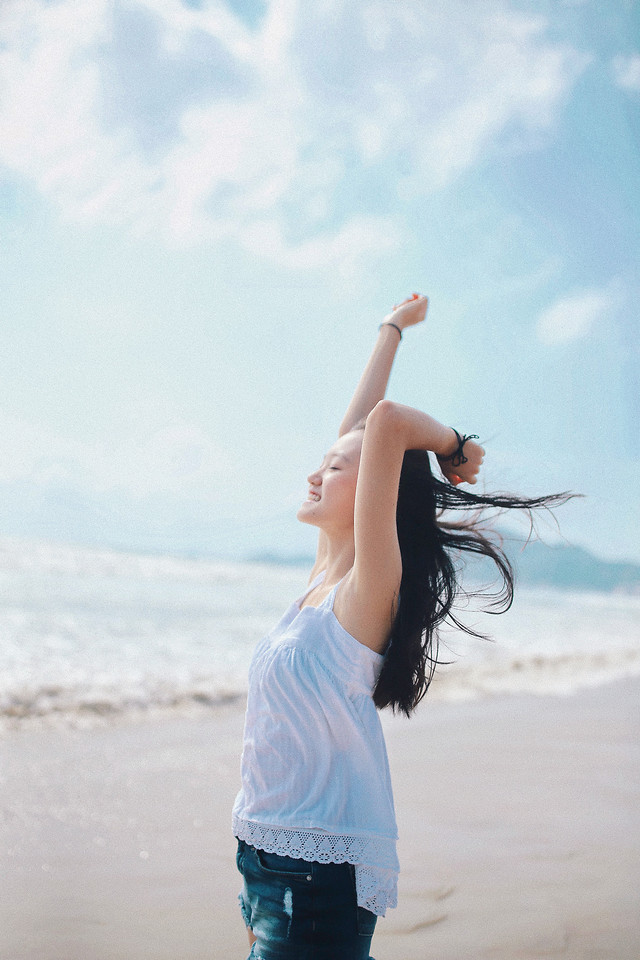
[339,294,428,436]
[337,400,484,652]
[308,294,429,582]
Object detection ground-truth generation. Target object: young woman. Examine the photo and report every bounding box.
[233,294,567,960]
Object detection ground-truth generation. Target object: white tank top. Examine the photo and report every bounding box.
[232,572,399,917]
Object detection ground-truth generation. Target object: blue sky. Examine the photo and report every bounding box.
[0,0,639,562]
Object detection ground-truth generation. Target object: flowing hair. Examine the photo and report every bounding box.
[371,449,574,717]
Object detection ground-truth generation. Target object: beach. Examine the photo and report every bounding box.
[2,678,638,960]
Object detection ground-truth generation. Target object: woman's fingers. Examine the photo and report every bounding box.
[393,292,425,311]
[390,294,428,328]
[442,440,484,485]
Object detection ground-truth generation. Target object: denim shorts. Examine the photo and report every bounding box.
[236,839,377,960]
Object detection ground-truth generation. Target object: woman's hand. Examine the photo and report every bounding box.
[385,293,428,331]
[437,436,485,486]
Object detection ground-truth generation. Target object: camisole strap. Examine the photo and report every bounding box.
[296,570,326,606]
[327,574,348,612]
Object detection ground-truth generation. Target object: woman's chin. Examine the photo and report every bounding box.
[297,501,320,526]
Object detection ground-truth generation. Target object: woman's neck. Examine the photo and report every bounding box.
[321,534,355,585]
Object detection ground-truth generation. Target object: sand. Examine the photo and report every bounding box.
[1,679,639,960]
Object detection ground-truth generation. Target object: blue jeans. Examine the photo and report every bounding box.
[236,839,377,960]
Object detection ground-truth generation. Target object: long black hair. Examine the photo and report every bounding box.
[372,449,573,717]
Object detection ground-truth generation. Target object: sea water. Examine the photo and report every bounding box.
[0,537,638,729]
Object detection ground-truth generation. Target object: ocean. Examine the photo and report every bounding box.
[1,536,639,730]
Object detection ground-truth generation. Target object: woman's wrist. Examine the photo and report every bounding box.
[437,429,481,464]
[435,427,461,458]
[378,321,402,340]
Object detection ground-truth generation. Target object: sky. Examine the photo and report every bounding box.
[0,0,639,564]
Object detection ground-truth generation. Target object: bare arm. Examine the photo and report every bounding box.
[309,294,429,581]
[337,400,484,651]
[339,294,428,436]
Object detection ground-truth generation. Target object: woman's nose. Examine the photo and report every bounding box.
[307,468,321,485]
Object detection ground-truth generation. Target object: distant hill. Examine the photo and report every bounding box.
[502,539,640,593]
[249,539,640,594]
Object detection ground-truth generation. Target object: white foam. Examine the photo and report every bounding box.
[0,538,638,728]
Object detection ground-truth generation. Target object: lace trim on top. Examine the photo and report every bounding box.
[354,863,398,917]
[233,815,398,916]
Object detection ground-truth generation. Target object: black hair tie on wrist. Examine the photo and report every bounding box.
[439,429,479,468]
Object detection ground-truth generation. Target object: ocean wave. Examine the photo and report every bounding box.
[430,646,640,700]
[0,677,247,730]
[1,536,639,730]
[3,645,639,730]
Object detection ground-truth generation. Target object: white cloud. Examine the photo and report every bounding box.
[536,287,614,346]
[612,54,640,92]
[240,214,401,274]
[406,15,588,187]
[0,404,232,499]
[0,0,588,261]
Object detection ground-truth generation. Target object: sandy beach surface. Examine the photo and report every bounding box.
[2,679,638,960]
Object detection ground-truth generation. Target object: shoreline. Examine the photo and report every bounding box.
[2,679,639,959]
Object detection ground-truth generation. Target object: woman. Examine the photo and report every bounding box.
[233,294,567,960]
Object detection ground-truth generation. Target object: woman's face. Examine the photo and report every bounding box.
[297,431,363,532]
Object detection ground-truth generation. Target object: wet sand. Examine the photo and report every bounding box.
[1,679,638,960]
